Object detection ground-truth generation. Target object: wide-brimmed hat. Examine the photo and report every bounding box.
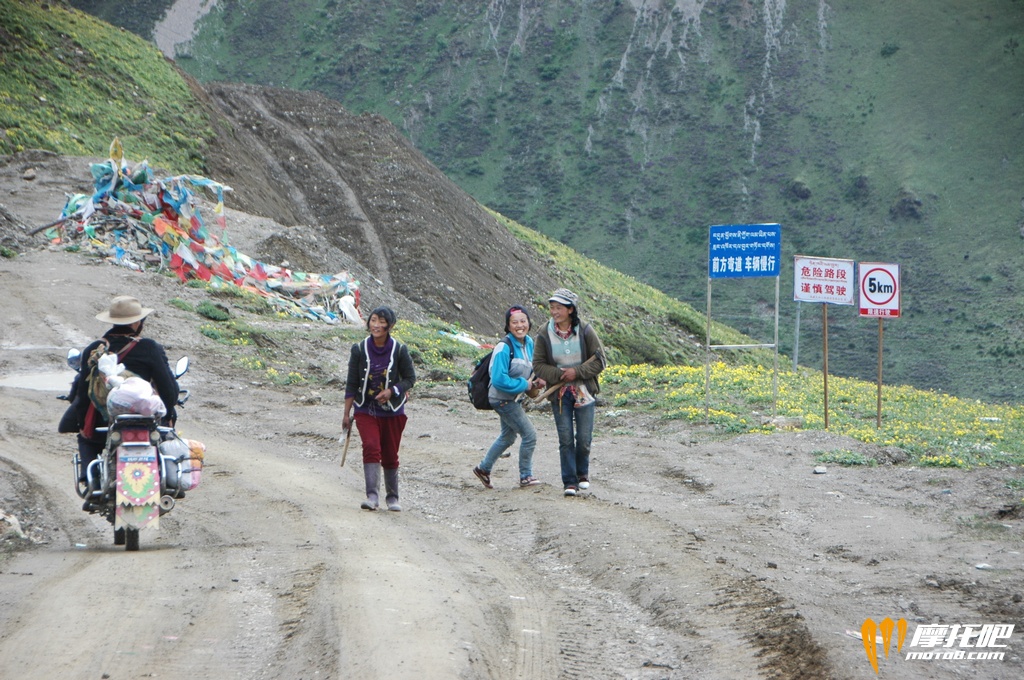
[95,296,153,324]
[548,288,579,308]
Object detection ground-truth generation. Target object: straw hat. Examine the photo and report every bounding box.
[95,296,153,325]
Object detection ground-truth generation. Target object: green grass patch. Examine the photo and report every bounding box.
[198,324,227,341]
[956,516,1013,538]
[814,449,878,467]
[196,301,230,321]
[168,298,193,312]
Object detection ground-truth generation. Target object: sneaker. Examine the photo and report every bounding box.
[473,466,493,489]
[500,451,511,458]
[563,486,577,497]
[578,476,590,490]
[519,476,540,487]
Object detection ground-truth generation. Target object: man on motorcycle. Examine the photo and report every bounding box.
[68,296,180,488]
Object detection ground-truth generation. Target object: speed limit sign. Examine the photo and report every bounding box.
[859,263,900,317]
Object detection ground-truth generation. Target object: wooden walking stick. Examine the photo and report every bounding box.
[532,381,564,403]
[339,426,352,467]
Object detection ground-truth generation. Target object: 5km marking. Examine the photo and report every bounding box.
[862,268,897,305]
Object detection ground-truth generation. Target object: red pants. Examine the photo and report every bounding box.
[354,413,407,468]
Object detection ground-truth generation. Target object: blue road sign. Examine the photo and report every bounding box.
[708,224,781,278]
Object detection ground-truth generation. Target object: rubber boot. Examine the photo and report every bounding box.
[384,467,401,512]
[361,463,381,510]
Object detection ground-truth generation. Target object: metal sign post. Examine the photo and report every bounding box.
[793,256,855,430]
[706,224,781,424]
[858,263,901,428]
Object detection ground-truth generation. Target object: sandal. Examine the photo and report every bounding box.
[473,466,493,489]
[519,476,540,487]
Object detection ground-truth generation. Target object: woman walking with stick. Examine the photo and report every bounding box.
[342,307,416,511]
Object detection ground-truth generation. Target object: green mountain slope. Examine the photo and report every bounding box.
[0,0,211,170]
[144,0,1024,402]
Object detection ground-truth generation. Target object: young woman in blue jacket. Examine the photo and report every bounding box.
[473,305,546,489]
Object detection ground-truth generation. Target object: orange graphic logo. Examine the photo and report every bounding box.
[862,617,908,673]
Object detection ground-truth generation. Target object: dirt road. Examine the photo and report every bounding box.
[1,246,1022,679]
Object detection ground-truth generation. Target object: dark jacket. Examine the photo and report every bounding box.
[345,337,416,411]
[532,322,606,399]
[70,330,179,438]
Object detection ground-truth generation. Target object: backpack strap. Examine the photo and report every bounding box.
[115,337,140,360]
[500,335,513,357]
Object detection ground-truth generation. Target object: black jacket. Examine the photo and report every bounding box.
[70,330,179,438]
[345,337,416,411]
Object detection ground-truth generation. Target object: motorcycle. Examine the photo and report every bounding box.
[65,350,194,551]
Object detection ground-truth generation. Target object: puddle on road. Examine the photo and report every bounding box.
[0,371,76,392]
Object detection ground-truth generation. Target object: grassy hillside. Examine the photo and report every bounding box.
[155,0,1024,403]
[0,0,211,170]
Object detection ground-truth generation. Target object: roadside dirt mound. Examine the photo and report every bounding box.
[197,81,557,332]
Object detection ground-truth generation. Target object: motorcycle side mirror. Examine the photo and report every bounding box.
[66,348,81,371]
[174,356,190,378]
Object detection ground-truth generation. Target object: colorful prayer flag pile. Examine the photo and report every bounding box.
[51,139,361,323]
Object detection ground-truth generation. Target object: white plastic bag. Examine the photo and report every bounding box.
[338,295,361,324]
[107,376,167,418]
[96,352,124,378]
[96,352,128,389]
